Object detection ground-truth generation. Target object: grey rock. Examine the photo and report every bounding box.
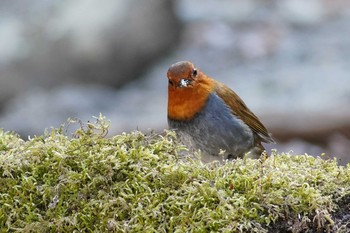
[0,0,181,106]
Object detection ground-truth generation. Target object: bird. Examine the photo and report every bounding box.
[167,61,275,162]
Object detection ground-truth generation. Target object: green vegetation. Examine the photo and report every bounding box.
[0,115,349,232]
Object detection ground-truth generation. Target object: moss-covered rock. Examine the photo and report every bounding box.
[0,116,349,232]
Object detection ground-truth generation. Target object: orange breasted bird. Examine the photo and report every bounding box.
[167,61,275,161]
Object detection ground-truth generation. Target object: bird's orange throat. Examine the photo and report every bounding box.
[168,77,215,121]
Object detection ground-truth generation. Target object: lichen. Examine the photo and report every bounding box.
[0,115,349,232]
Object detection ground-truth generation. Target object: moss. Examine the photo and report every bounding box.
[0,115,349,232]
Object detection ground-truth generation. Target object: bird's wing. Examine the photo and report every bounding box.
[214,81,275,144]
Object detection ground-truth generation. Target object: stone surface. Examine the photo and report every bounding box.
[0,0,181,107]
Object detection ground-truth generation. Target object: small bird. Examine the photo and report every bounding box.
[167,61,275,162]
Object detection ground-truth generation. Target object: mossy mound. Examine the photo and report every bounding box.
[0,116,349,232]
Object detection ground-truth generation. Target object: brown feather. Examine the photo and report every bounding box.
[214,80,275,144]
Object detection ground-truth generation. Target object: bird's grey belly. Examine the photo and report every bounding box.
[168,93,254,159]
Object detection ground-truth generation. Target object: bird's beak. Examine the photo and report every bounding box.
[178,79,190,88]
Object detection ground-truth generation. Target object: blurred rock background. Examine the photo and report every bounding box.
[0,0,349,164]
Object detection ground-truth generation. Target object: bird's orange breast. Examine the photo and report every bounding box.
[168,77,215,121]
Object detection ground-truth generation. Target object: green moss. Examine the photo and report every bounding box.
[0,115,349,232]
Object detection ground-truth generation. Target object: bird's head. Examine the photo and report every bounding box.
[167,61,199,89]
[167,61,214,121]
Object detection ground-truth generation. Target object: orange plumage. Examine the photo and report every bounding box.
[168,67,214,121]
[167,61,274,161]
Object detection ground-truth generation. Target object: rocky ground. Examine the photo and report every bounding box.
[0,0,349,164]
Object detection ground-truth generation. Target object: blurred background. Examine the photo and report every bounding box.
[0,0,349,164]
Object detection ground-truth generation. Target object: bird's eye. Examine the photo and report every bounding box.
[169,80,174,86]
[192,69,197,77]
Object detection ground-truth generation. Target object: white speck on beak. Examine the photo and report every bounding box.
[180,79,188,87]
